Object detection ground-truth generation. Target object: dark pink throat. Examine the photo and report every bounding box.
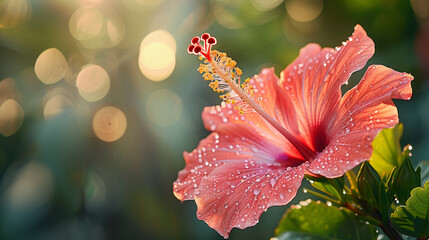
[311,124,329,154]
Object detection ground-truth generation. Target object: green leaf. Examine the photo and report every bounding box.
[418,160,429,186]
[391,181,429,238]
[357,161,381,208]
[395,156,421,204]
[275,200,377,240]
[274,231,339,240]
[306,176,345,201]
[378,181,391,223]
[386,167,397,198]
[369,124,403,180]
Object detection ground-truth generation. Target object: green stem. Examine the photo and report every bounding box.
[342,202,381,226]
[379,220,403,240]
[303,188,342,206]
[343,202,402,240]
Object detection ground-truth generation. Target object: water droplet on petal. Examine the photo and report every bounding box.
[250,145,259,152]
[269,178,276,187]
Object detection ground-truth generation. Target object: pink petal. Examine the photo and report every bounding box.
[202,68,301,158]
[308,65,413,177]
[279,25,374,151]
[173,133,222,201]
[174,123,306,238]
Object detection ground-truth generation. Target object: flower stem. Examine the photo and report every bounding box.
[343,202,403,240]
[303,188,341,206]
[343,202,381,226]
[379,221,403,240]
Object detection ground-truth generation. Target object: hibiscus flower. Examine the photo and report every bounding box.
[173,25,413,238]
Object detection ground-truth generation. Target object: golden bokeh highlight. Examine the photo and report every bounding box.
[214,5,244,29]
[69,7,103,41]
[34,48,68,85]
[0,99,24,137]
[76,64,110,102]
[69,6,125,49]
[0,0,31,29]
[139,30,176,82]
[250,0,283,11]
[43,95,73,120]
[285,0,323,22]
[140,29,176,52]
[146,89,182,126]
[92,106,127,142]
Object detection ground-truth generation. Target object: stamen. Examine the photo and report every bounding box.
[187,34,316,160]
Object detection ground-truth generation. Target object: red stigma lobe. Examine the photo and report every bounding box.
[187,33,217,61]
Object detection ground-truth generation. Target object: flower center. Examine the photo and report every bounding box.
[188,34,316,161]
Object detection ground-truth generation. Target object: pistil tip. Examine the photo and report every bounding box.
[187,33,217,61]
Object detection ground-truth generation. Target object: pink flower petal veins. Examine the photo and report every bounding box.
[195,159,306,238]
[174,24,413,238]
[280,24,374,152]
[202,68,302,159]
[308,65,413,177]
[174,123,304,202]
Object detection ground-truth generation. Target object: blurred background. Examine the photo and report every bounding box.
[0,0,428,239]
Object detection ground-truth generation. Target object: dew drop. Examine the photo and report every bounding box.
[250,145,259,153]
[270,178,276,187]
[253,189,260,196]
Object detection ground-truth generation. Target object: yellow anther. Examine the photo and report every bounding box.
[235,68,242,76]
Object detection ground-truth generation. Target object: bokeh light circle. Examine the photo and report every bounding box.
[140,30,176,53]
[43,95,73,120]
[92,106,127,142]
[34,48,68,85]
[69,6,125,49]
[139,30,176,82]
[76,64,110,102]
[0,99,24,137]
[69,7,103,41]
[145,89,182,126]
[285,0,323,22]
[214,5,244,29]
[250,0,283,11]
